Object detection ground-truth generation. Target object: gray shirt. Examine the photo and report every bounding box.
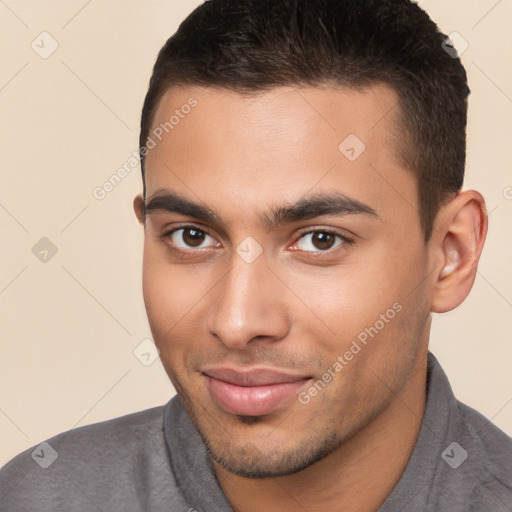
[1,353,511,511]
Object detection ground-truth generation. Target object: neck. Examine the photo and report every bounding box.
[214,353,428,512]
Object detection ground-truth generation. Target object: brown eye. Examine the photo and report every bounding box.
[311,232,336,250]
[296,231,345,252]
[182,228,206,247]
[168,227,216,249]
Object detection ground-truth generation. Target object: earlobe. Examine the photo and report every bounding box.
[133,194,146,225]
[430,191,488,313]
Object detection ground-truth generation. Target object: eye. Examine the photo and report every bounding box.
[293,230,346,252]
[166,226,218,250]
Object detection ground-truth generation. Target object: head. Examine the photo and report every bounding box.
[134,0,487,478]
[139,0,471,241]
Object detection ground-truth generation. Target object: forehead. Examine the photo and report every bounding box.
[144,84,417,228]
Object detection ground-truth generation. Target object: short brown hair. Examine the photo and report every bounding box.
[140,0,470,241]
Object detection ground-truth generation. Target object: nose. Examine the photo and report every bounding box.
[205,251,290,350]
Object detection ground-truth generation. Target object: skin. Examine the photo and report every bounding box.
[134,84,487,511]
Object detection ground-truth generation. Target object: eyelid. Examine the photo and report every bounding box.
[294,226,351,240]
[163,223,214,236]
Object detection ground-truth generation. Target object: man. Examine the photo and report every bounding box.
[1,0,511,510]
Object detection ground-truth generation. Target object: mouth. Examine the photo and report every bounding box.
[202,367,313,416]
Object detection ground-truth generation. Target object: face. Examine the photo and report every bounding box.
[135,84,434,478]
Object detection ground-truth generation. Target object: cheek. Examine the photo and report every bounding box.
[141,245,200,353]
[284,262,404,346]
[291,244,427,361]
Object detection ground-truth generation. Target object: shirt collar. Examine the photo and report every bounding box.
[379,351,457,510]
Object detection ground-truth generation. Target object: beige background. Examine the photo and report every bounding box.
[1,0,511,465]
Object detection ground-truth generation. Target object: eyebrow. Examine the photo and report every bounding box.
[144,189,378,228]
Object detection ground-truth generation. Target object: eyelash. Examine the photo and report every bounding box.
[160,224,353,257]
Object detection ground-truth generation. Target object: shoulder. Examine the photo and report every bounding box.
[416,354,512,510]
[459,402,512,480]
[0,405,169,511]
[456,401,512,505]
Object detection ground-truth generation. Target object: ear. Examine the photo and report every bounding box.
[430,190,488,313]
[133,194,146,225]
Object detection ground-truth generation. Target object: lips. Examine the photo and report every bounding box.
[203,367,312,416]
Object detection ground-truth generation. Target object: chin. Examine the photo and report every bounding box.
[202,421,343,479]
